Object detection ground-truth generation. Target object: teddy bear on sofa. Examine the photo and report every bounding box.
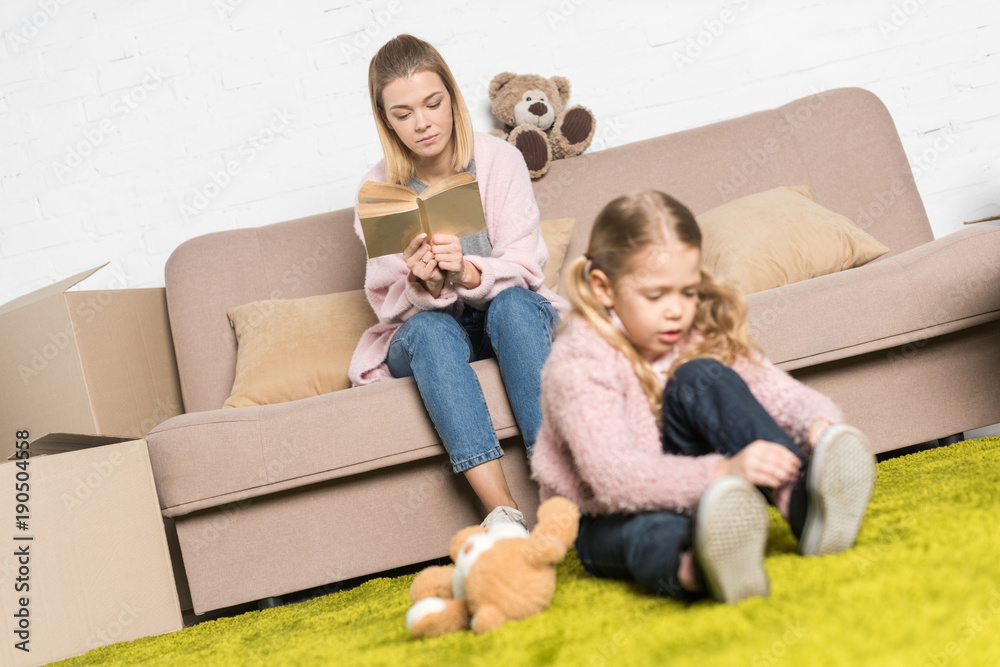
[405,496,580,636]
[488,72,596,179]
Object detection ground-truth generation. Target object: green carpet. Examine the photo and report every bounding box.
[58,436,1000,666]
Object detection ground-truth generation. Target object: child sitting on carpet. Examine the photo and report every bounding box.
[530,190,877,603]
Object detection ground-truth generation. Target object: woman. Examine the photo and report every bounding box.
[348,34,568,529]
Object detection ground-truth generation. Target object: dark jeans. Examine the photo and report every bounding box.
[575,358,807,598]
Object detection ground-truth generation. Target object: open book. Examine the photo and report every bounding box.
[357,172,487,258]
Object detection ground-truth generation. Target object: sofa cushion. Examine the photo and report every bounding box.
[216,218,572,409]
[224,290,377,408]
[747,224,1000,369]
[148,358,520,515]
[698,185,889,294]
[165,211,369,413]
[539,217,575,290]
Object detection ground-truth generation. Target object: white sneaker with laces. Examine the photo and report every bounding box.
[480,505,528,533]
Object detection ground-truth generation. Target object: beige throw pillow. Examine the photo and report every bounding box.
[539,218,575,290]
[224,290,378,408]
[698,185,889,295]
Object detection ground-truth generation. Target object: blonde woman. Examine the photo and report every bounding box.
[348,35,568,529]
[531,190,876,603]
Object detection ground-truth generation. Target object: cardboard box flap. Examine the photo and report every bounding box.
[0,270,183,460]
[0,286,97,447]
[0,264,108,316]
[28,432,137,456]
[67,289,184,437]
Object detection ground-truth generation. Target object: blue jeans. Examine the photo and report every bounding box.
[386,287,559,473]
[575,359,808,598]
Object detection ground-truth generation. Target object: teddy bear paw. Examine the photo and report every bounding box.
[406,597,470,638]
[551,105,595,159]
[508,125,552,178]
[406,597,447,633]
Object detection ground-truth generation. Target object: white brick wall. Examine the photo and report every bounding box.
[1,0,997,303]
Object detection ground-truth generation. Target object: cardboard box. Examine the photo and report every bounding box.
[0,265,184,460]
[0,439,184,666]
[4,434,196,614]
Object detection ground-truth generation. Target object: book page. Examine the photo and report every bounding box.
[417,180,487,239]
[358,180,418,203]
[357,200,418,217]
[419,171,476,200]
[359,209,424,258]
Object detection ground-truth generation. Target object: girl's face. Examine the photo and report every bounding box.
[591,243,702,362]
[380,70,454,165]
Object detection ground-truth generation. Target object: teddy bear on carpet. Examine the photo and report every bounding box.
[406,496,580,636]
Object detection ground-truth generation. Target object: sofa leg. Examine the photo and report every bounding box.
[257,596,283,610]
[877,433,963,462]
[937,432,964,447]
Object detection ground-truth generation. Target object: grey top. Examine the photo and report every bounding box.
[404,157,493,258]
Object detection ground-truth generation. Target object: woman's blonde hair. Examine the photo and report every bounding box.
[565,190,759,417]
[367,34,474,185]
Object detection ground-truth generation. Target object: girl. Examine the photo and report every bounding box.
[348,35,568,530]
[530,190,877,603]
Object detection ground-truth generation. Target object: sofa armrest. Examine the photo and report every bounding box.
[746,224,1000,369]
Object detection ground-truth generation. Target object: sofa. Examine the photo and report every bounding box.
[147,87,1000,615]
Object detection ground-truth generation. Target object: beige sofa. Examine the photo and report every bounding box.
[147,87,1000,614]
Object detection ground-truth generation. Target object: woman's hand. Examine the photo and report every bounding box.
[431,234,481,289]
[403,233,445,297]
[712,440,801,488]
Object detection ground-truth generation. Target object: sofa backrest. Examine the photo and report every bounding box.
[165,210,366,412]
[536,87,932,292]
[165,87,931,413]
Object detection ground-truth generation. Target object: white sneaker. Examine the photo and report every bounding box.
[481,505,528,533]
[799,424,877,556]
[694,476,771,604]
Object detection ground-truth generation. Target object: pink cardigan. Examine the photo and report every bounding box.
[530,316,844,515]
[348,133,569,386]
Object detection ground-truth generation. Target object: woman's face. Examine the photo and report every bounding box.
[380,70,454,164]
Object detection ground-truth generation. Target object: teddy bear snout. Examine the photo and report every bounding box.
[514,98,555,130]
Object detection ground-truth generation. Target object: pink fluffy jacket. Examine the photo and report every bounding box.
[348,133,569,386]
[530,316,845,515]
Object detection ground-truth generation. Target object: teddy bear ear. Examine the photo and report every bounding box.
[551,76,571,100]
[489,72,518,99]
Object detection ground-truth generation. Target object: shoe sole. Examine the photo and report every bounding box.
[800,425,877,556]
[694,477,770,604]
